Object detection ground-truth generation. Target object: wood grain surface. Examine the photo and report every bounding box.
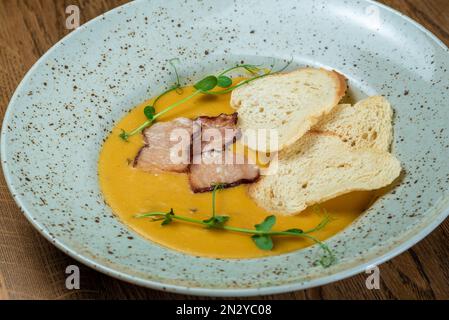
[1,0,449,300]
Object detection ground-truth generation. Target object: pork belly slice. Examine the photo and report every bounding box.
[189,150,260,193]
[193,113,240,154]
[134,117,198,173]
[133,113,240,174]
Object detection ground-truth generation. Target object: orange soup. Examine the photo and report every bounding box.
[98,85,377,258]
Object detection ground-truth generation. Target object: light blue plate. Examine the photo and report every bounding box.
[1,0,449,296]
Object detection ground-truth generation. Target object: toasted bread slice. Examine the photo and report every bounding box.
[313,96,393,152]
[230,68,347,152]
[248,133,401,215]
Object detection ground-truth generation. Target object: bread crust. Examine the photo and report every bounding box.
[230,67,347,152]
[248,132,401,215]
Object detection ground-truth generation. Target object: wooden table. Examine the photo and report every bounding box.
[1,0,448,300]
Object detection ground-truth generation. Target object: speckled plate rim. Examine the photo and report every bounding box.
[1,0,449,297]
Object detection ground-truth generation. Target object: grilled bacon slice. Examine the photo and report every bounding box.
[134,113,240,173]
[133,113,259,191]
[189,150,260,193]
[133,117,198,173]
[193,113,240,154]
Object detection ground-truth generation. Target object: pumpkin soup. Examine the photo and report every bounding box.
[98,85,377,259]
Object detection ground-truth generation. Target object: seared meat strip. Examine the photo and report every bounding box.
[133,113,260,190]
[133,117,199,173]
[193,113,240,154]
[189,150,260,193]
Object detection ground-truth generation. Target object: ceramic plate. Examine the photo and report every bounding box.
[2,0,449,296]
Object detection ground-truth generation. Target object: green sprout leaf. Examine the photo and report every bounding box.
[119,129,129,142]
[318,244,336,268]
[255,215,276,232]
[217,75,232,88]
[144,105,156,120]
[252,216,276,250]
[251,234,274,251]
[319,255,335,268]
[161,208,175,226]
[194,75,218,91]
[161,217,172,225]
[203,215,230,228]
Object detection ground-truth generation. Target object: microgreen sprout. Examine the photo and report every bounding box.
[119,59,292,141]
[135,183,336,268]
[217,75,232,88]
[119,58,183,141]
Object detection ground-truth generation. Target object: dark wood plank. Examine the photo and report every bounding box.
[0,0,448,300]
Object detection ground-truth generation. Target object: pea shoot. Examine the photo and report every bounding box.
[135,185,336,268]
[119,59,292,141]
